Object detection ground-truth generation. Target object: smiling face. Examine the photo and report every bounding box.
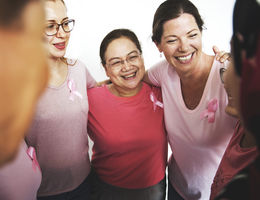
[157,13,202,74]
[104,37,145,97]
[44,0,70,59]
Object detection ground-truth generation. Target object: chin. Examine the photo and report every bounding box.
[225,106,239,118]
[51,52,66,59]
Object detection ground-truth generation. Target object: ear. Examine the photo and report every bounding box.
[103,64,110,77]
[155,42,163,53]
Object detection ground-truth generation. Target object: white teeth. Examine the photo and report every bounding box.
[124,73,135,78]
[177,54,192,61]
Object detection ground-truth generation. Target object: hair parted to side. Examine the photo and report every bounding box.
[99,29,142,66]
[152,0,204,44]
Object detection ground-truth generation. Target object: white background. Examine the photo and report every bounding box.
[64,0,236,81]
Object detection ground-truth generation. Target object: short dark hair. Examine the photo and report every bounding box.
[0,0,37,27]
[100,29,142,66]
[152,0,204,44]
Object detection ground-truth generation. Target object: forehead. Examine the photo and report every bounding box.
[105,37,137,58]
[162,13,199,36]
[45,0,67,21]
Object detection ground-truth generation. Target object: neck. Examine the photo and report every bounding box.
[48,56,64,69]
[47,57,68,86]
[108,83,143,97]
[178,53,213,87]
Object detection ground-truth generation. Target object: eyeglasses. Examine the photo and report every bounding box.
[106,51,141,69]
[219,67,226,83]
[45,19,75,36]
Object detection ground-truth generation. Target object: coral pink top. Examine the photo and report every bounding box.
[88,83,167,188]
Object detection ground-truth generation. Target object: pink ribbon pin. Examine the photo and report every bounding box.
[150,92,164,111]
[200,98,218,123]
[67,79,83,101]
[27,146,40,172]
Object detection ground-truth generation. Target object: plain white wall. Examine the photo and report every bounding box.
[64,0,235,82]
[63,2,236,196]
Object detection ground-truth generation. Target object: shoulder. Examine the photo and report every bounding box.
[148,59,172,85]
[211,56,230,70]
[88,85,106,97]
[66,58,88,70]
[143,83,162,100]
[149,59,169,71]
[68,59,94,77]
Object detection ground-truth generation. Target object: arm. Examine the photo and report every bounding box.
[143,71,154,86]
[96,79,112,87]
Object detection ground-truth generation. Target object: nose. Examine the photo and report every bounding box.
[178,38,189,52]
[121,60,132,71]
[56,25,66,37]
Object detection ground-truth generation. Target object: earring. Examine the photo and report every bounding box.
[160,53,162,58]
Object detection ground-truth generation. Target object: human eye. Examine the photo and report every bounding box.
[110,60,122,67]
[189,33,198,38]
[63,20,70,26]
[166,39,177,44]
[128,55,139,62]
[62,20,70,29]
[46,23,56,29]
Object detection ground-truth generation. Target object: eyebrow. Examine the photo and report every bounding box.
[108,50,139,62]
[164,28,198,39]
[46,17,69,23]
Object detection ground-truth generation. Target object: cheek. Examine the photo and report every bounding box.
[106,68,118,78]
[192,39,202,50]
[44,36,53,48]
[65,33,71,42]
[162,45,177,58]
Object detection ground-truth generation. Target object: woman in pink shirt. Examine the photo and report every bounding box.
[144,0,237,199]
[25,0,96,199]
[87,29,167,200]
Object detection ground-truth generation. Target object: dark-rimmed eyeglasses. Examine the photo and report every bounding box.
[45,19,75,36]
[219,67,226,83]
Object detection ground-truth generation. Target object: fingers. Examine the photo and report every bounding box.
[220,52,231,62]
[212,45,231,63]
[212,45,219,54]
[216,51,231,62]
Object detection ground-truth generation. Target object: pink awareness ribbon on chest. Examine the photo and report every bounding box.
[150,92,164,111]
[27,146,40,172]
[67,79,83,101]
[200,98,218,123]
